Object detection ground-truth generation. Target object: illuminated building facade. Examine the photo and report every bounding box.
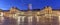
[0,5,60,25]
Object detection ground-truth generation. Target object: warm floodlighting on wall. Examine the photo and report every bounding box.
[59,16,60,21]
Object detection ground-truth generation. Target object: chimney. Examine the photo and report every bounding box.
[28,4,32,11]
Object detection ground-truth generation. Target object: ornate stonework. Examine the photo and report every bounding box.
[0,6,60,25]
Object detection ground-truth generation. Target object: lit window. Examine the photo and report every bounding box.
[0,12,3,16]
[20,12,24,15]
[15,14,17,16]
[45,14,52,16]
[37,12,40,15]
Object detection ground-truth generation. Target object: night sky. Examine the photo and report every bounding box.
[0,0,60,10]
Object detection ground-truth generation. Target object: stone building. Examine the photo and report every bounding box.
[0,6,60,25]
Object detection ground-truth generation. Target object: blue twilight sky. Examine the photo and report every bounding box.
[0,0,60,10]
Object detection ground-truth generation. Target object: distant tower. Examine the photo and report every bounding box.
[28,4,32,10]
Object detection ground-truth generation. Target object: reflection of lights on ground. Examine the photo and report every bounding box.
[0,17,4,21]
[59,16,60,25]
[0,17,4,25]
[17,17,20,25]
[59,16,60,21]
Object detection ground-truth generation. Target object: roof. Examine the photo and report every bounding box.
[0,8,60,12]
[52,9,60,11]
[2,10,10,12]
[32,9,41,11]
[10,6,20,10]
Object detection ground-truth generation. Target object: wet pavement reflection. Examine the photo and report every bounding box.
[0,16,59,25]
[0,17,17,25]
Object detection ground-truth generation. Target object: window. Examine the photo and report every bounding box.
[20,12,24,15]
[46,14,52,16]
[37,12,40,15]
[0,12,3,16]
